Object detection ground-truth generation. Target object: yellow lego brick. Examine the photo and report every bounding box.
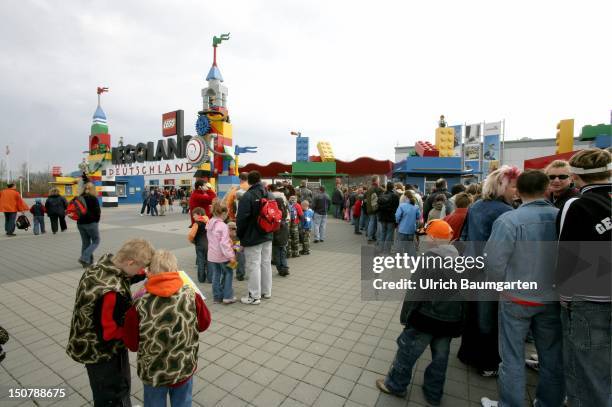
[317,141,335,162]
[210,121,233,139]
[89,153,112,161]
[555,119,574,154]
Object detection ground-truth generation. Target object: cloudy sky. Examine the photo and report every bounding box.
[1,0,610,173]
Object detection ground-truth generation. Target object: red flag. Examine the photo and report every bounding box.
[97,87,109,95]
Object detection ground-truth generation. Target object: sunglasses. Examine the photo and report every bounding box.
[548,174,570,180]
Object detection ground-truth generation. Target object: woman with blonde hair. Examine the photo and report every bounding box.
[77,182,101,267]
[45,187,68,234]
[457,165,521,377]
[544,159,580,209]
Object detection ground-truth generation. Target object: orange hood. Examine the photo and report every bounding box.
[145,271,183,297]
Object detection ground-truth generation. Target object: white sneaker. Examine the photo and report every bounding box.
[140,214,143,216]
[241,295,261,305]
[262,293,271,299]
[481,397,499,407]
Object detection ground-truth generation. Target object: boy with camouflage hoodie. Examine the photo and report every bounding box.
[66,238,155,407]
[123,250,211,406]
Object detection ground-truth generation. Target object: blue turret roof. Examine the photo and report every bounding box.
[206,64,224,82]
[93,105,107,122]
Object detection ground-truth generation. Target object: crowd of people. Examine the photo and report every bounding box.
[0,147,609,406]
[140,186,188,216]
[332,149,609,407]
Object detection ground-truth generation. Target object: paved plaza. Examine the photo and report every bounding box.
[0,204,538,406]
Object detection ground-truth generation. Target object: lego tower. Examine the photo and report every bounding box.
[195,34,238,197]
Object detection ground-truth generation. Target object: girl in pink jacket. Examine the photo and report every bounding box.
[206,200,237,304]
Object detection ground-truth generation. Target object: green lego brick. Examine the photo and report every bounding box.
[90,123,108,135]
[580,124,611,141]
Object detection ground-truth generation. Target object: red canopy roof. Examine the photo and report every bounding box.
[240,157,393,178]
[524,151,580,170]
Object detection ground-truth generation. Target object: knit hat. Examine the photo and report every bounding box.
[425,219,453,239]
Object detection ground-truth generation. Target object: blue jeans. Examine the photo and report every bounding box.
[385,326,451,403]
[33,216,46,235]
[143,376,192,407]
[313,213,327,241]
[150,204,158,216]
[377,221,395,253]
[561,301,611,407]
[397,233,416,256]
[4,212,16,234]
[359,213,368,231]
[209,261,234,301]
[498,301,564,407]
[334,205,342,219]
[77,223,100,264]
[273,245,288,270]
[195,245,209,283]
[367,214,378,240]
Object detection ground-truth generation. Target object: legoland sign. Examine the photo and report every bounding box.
[106,159,197,176]
[162,110,184,137]
[112,135,192,165]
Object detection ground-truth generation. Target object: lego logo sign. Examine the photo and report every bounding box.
[163,118,176,129]
[162,110,184,137]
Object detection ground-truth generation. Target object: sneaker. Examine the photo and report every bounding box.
[140,214,143,216]
[223,297,237,304]
[6,233,16,237]
[293,254,300,258]
[375,378,406,398]
[481,397,499,407]
[354,231,362,235]
[241,295,261,305]
[213,299,222,304]
[78,259,90,268]
[313,240,320,243]
[320,240,324,242]
[479,369,499,378]
[262,293,271,299]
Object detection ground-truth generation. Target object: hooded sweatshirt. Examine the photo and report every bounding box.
[123,272,211,387]
[206,217,235,263]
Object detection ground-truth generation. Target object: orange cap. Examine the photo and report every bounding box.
[425,219,453,239]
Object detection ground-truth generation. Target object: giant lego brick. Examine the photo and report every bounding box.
[317,141,335,162]
[404,156,462,172]
[580,124,611,141]
[435,127,455,157]
[415,141,439,157]
[296,137,309,162]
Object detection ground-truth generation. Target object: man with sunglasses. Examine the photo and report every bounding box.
[544,160,580,209]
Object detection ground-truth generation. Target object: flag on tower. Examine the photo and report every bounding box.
[97,87,109,94]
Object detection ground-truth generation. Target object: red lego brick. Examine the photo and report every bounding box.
[415,141,439,157]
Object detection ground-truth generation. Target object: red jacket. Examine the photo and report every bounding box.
[189,189,216,222]
[289,202,304,225]
[443,207,468,241]
[353,200,362,218]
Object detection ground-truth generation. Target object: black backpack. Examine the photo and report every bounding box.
[16,215,31,231]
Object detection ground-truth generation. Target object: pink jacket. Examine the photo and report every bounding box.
[206,217,235,263]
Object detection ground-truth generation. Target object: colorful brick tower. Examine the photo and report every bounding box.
[81,87,116,206]
[193,33,239,197]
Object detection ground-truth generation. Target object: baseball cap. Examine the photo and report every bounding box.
[425,219,453,239]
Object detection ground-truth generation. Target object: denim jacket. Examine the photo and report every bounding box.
[484,199,559,302]
[395,202,420,235]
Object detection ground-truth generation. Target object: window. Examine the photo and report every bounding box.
[116,183,127,197]
[65,185,73,196]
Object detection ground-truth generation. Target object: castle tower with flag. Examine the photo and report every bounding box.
[193,33,239,197]
[84,87,116,206]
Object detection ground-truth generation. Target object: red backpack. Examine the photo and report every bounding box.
[67,196,88,221]
[257,197,283,233]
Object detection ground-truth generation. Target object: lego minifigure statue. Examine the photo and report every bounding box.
[439,115,447,128]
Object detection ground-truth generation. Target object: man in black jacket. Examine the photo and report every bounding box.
[236,171,273,305]
[555,148,611,406]
[376,182,400,253]
[311,186,331,242]
[332,185,344,219]
[423,178,453,221]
